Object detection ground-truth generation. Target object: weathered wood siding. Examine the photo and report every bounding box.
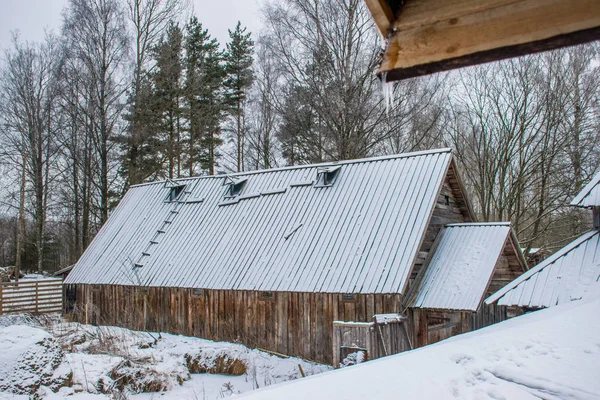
[69,284,402,365]
[412,163,473,280]
[332,319,411,366]
[487,240,525,296]
[410,302,508,348]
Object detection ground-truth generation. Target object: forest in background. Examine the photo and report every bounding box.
[0,0,598,273]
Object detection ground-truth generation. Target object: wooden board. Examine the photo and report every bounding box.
[373,0,600,81]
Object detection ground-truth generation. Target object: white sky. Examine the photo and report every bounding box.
[0,0,265,51]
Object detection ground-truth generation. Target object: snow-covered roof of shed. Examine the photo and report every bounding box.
[66,148,456,294]
[486,230,600,308]
[571,170,600,207]
[409,223,514,311]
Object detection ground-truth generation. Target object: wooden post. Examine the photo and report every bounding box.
[35,282,39,313]
[297,364,306,378]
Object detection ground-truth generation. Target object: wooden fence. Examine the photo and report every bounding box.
[0,279,63,315]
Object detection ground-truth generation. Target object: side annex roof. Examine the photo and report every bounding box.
[571,170,600,207]
[66,148,460,295]
[409,223,525,311]
[486,230,600,308]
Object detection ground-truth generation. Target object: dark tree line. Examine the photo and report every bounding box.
[1,0,599,274]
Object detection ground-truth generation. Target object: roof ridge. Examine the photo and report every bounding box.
[445,222,510,227]
[485,230,599,304]
[130,148,453,188]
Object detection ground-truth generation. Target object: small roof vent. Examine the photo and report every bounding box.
[224,176,248,198]
[164,179,186,202]
[315,165,341,187]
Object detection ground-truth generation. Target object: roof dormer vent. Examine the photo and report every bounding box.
[315,165,341,187]
[224,176,247,198]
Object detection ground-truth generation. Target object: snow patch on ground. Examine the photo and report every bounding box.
[0,316,331,399]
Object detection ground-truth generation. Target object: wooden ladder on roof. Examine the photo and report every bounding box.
[132,182,195,274]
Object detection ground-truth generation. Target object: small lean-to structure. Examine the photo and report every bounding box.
[486,171,600,311]
[407,222,527,347]
[65,148,523,364]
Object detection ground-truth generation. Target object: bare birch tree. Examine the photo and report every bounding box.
[63,0,130,224]
[0,35,63,273]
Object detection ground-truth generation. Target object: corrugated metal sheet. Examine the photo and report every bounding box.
[571,171,600,207]
[410,223,511,311]
[486,231,600,308]
[66,148,453,294]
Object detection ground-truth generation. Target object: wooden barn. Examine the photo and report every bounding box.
[406,223,527,347]
[486,171,600,310]
[64,148,524,364]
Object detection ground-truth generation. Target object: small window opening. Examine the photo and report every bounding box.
[224,176,248,198]
[315,166,341,187]
[193,288,204,296]
[167,185,186,202]
[65,285,77,313]
[261,291,273,298]
[427,313,450,328]
[342,293,355,301]
[444,195,450,206]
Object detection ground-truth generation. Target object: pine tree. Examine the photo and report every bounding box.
[224,22,255,172]
[184,17,225,176]
[153,22,184,179]
[120,75,162,184]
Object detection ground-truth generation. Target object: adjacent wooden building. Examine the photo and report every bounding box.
[65,149,524,364]
[486,171,600,310]
[407,223,526,347]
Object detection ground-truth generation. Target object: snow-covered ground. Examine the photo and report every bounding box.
[240,287,600,400]
[0,315,330,399]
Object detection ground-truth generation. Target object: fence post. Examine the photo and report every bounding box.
[35,282,39,313]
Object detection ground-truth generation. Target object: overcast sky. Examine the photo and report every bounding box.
[0,0,265,51]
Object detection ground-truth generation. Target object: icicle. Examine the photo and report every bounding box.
[381,71,396,115]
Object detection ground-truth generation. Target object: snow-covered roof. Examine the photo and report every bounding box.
[486,230,600,308]
[571,170,600,207]
[409,223,517,311]
[66,148,457,294]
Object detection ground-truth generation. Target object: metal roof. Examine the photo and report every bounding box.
[66,148,455,294]
[571,171,600,207]
[409,223,512,311]
[486,230,600,308]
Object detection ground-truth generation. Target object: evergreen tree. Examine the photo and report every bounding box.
[224,22,255,172]
[153,22,184,179]
[184,17,225,175]
[120,75,162,184]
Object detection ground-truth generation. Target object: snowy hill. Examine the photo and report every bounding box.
[239,288,600,400]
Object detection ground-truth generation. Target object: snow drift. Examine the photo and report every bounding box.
[239,286,600,400]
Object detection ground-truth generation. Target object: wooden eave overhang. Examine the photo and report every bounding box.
[366,0,600,81]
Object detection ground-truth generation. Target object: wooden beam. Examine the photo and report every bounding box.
[378,0,600,81]
[364,0,395,36]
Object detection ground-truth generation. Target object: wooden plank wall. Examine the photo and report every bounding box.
[410,302,508,348]
[332,320,411,366]
[70,284,402,365]
[412,169,470,279]
[370,321,411,359]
